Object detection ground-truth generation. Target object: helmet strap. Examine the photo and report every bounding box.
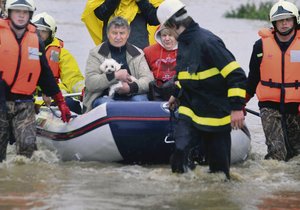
[276,27,295,36]
[273,18,297,36]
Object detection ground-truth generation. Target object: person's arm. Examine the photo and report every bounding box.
[206,36,247,111]
[94,0,121,21]
[205,36,247,129]
[37,38,71,122]
[168,80,181,110]
[37,39,60,96]
[127,53,154,95]
[135,0,159,25]
[247,40,262,100]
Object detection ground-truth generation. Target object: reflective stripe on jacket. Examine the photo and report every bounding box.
[0,19,41,95]
[257,28,300,103]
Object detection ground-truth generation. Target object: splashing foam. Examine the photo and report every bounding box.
[3,146,60,166]
[30,150,60,164]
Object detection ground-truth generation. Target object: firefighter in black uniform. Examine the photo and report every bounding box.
[157,0,247,179]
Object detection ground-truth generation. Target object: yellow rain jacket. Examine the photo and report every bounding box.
[81,0,162,45]
[46,37,84,94]
[35,38,84,105]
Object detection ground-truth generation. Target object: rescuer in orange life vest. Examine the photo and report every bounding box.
[0,0,71,162]
[246,0,300,161]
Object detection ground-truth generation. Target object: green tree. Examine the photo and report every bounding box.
[225,2,273,21]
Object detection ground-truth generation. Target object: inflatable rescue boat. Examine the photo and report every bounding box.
[36,101,251,164]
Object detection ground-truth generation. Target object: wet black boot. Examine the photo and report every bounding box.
[170,149,188,173]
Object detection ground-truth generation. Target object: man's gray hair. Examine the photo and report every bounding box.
[107,16,131,33]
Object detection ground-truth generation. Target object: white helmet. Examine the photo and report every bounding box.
[269,0,299,23]
[32,12,57,38]
[157,0,186,26]
[5,0,36,13]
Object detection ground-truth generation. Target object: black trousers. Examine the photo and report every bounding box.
[174,119,231,177]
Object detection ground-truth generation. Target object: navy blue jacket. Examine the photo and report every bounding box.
[175,20,247,132]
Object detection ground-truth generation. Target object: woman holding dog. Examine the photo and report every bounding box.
[144,26,177,101]
[82,16,154,113]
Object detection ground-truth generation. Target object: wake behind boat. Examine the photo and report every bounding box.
[36,101,251,164]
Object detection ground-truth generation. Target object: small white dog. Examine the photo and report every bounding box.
[100,58,136,97]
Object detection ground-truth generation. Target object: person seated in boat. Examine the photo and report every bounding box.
[32,12,85,114]
[82,16,154,113]
[144,25,177,101]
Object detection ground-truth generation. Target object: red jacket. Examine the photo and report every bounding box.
[144,43,177,86]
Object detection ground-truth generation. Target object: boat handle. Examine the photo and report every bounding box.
[164,134,175,144]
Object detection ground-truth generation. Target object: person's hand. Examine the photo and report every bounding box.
[116,82,130,95]
[58,102,72,123]
[42,94,52,107]
[115,69,131,83]
[242,106,247,116]
[52,92,71,123]
[231,110,245,130]
[242,93,252,116]
[168,95,179,111]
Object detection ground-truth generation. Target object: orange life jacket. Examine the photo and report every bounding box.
[45,39,63,82]
[257,28,300,103]
[0,19,41,95]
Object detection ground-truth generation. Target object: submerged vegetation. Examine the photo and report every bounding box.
[225,1,273,21]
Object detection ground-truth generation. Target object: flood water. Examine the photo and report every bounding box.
[1,0,300,209]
